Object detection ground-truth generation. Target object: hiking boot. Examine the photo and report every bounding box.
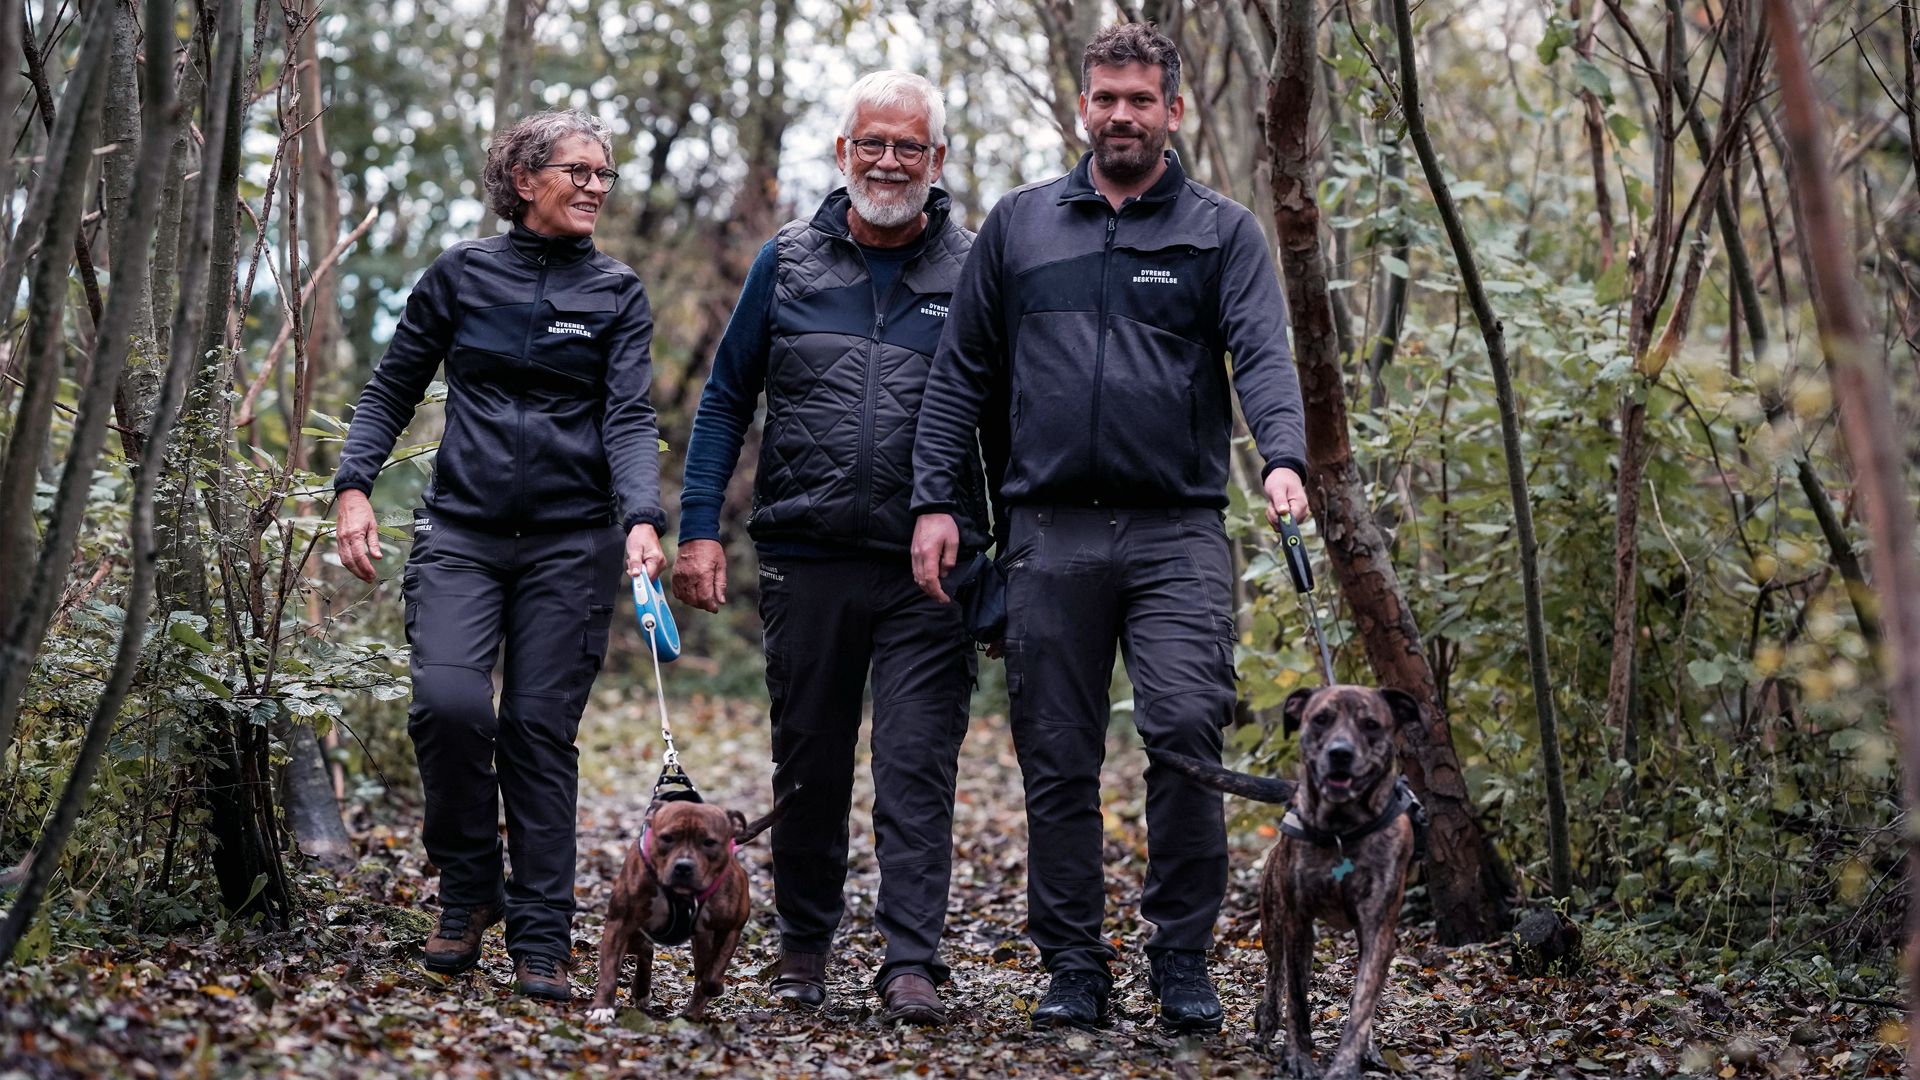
[1149,950,1223,1034]
[421,902,502,974]
[1030,970,1111,1030]
[879,972,946,1026]
[769,950,828,1009]
[514,952,571,1002]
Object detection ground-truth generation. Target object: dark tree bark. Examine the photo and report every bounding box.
[1269,0,1508,942]
[0,1,115,765]
[482,0,537,234]
[1762,4,1920,1074]
[1385,0,1573,899]
[0,0,194,966]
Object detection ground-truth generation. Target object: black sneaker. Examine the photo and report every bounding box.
[1031,970,1111,1030]
[1148,950,1223,1034]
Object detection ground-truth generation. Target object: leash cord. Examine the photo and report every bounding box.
[640,609,678,769]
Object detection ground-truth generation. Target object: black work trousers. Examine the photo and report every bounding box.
[758,552,975,988]
[1002,506,1237,981]
[402,511,622,961]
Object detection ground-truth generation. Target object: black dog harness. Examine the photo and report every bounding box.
[635,762,725,948]
[1279,776,1430,874]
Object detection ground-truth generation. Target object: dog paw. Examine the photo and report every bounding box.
[585,1007,615,1025]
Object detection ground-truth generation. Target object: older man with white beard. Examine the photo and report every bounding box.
[672,71,992,1026]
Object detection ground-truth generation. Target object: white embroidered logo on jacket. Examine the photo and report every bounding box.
[547,320,592,338]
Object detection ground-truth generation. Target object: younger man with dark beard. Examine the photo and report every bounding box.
[673,71,991,1026]
[909,24,1310,1033]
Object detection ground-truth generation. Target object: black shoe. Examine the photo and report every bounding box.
[1031,971,1111,1030]
[1149,950,1223,1034]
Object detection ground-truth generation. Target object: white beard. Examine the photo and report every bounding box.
[847,167,929,230]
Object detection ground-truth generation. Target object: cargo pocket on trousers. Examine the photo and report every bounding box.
[578,604,615,692]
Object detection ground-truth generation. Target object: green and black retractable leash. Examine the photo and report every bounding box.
[1275,511,1337,685]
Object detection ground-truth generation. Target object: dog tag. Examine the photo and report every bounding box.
[1331,857,1355,882]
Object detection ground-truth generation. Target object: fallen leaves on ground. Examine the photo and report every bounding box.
[0,693,1903,1077]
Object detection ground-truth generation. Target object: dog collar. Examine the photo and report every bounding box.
[1279,776,1429,865]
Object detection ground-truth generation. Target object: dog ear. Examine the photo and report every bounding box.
[727,809,748,839]
[1379,687,1425,730]
[1282,686,1317,737]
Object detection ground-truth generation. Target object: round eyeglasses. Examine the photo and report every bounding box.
[847,138,931,166]
[542,162,619,190]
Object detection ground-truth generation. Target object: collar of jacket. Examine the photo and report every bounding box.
[1059,148,1186,207]
[809,186,953,251]
[507,219,597,267]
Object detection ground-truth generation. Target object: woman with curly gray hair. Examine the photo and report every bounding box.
[331,108,664,1003]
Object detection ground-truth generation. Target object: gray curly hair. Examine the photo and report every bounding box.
[482,109,615,221]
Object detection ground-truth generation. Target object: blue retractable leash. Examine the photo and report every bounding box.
[632,574,701,803]
[1275,512,1337,684]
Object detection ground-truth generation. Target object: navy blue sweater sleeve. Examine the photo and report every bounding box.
[603,275,667,532]
[333,248,462,495]
[677,239,778,543]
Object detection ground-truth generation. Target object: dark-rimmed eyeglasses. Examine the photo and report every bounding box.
[847,138,931,166]
[542,162,619,190]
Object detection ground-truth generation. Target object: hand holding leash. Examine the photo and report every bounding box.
[1275,512,1336,685]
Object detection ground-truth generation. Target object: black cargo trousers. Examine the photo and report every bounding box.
[1001,505,1238,981]
[402,509,623,962]
[757,551,976,989]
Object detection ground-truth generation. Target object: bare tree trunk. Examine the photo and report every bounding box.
[1762,5,1920,1076]
[0,2,115,765]
[1270,0,1508,941]
[0,0,180,774]
[0,0,190,965]
[1573,0,1615,271]
[1387,0,1572,899]
[483,0,536,234]
[1602,0,1677,780]
[0,0,26,263]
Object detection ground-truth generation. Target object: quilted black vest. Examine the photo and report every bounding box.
[750,188,989,554]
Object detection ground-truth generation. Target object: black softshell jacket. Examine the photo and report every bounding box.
[333,222,666,534]
[912,152,1306,515]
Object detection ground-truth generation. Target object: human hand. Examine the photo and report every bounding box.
[335,490,382,583]
[911,514,960,603]
[627,524,665,582]
[671,539,727,613]
[1264,467,1311,528]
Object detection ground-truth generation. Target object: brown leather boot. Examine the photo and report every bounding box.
[769,950,828,1009]
[514,953,572,1002]
[421,902,502,974]
[880,972,946,1026]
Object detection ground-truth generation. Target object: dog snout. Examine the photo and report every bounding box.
[1325,742,1356,771]
[670,858,697,881]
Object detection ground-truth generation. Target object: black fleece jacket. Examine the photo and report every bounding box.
[333,222,665,534]
[912,152,1305,515]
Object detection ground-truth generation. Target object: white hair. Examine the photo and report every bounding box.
[837,70,946,148]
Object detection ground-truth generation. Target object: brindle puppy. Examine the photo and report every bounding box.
[586,798,779,1023]
[1152,685,1423,1080]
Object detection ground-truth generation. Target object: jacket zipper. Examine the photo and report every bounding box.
[851,242,907,542]
[517,248,551,531]
[1088,211,1118,498]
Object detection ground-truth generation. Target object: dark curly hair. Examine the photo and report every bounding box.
[481,109,614,221]
[1081,22,1183,104]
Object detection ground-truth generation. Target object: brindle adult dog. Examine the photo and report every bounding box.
[1152,685,1425,1080]
[586,797,781,1023]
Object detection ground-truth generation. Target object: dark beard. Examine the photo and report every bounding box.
[1091,126,1163,182]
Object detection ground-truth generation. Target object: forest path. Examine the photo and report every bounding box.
[0,692,1897,1077]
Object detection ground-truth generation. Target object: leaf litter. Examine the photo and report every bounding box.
[0,693,1903,1077]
